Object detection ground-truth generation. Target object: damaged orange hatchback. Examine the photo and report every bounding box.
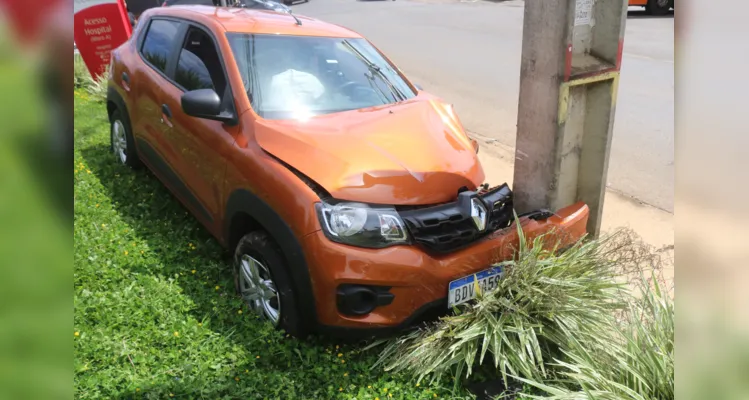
[106,5,590,337]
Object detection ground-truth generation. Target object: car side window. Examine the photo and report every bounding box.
[175,27,228,95]
[140,19,180,74]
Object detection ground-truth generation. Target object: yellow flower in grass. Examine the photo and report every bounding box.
[74,331,80,337]
[173,331,179,337]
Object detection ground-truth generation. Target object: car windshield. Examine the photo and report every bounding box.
[227,33,417,120]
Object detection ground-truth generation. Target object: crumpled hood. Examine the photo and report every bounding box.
[255,98,485,205]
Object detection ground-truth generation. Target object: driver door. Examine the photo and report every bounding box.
[159,24,240,234]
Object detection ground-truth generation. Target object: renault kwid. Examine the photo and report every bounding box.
[106,6,590,337]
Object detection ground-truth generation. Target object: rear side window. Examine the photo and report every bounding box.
[140,19,180,74]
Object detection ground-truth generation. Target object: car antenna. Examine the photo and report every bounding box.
[291,13,302,26]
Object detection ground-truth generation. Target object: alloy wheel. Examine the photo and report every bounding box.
[238,254,281,324]
[112,120,128,164]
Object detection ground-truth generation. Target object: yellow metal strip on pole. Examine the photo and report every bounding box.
[557,71,620,126]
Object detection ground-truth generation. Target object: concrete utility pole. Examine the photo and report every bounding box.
[513,0,628,236]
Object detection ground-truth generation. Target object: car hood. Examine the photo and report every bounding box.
[254,98,485,205]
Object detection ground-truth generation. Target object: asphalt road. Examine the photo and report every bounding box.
[292,0,674,212]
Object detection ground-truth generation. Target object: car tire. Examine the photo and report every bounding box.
[646,0,670,15]
[110,109,142,169]
[233,231,306,337]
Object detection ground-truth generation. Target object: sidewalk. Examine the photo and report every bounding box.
[473,134,674,274]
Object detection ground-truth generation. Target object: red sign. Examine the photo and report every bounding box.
[74,0,132,79]
[0,0,66,46]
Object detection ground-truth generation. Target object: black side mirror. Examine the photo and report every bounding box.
[181,89,234,123]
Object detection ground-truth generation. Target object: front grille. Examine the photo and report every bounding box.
[398,184,514,253]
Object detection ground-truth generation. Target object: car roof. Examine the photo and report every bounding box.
[144,6,362,38]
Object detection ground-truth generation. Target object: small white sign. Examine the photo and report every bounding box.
[574,0,594,26]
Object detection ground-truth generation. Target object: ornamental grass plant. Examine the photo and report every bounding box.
[371,221,673,400]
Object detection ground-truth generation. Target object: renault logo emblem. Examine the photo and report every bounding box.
[470,198,487,231]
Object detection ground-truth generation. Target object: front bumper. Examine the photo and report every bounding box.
[302,201,589,335]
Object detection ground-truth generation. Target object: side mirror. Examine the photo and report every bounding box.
[181,89,234,123]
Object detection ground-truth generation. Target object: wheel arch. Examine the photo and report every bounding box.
[224,188,318,329]
[106,85,129,123]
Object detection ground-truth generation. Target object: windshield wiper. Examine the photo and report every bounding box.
[364,71,391,103]
[340,40,406,102]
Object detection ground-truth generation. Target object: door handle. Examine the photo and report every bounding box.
[161,104,172,119]
[121,72,131,91]
[160,104,173,126]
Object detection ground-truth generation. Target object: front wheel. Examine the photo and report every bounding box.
[233,231,306,336]
[646,0,670,15]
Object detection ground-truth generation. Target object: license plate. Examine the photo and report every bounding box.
[447,265,504,308]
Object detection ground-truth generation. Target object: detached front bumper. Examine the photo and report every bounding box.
[303,202,589,336]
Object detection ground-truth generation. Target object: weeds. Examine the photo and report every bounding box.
[74,55,107,102]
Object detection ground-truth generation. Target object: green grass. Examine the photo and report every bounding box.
[73,91,473,399]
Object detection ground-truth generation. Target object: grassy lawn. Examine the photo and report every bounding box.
[73,90,472,400]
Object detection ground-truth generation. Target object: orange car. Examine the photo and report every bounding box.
[106,6,589,337]
[629,0,673,15]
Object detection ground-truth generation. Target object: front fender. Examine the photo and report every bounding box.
[224,188,319,329]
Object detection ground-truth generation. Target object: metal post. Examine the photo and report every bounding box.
[513,0,628,237]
